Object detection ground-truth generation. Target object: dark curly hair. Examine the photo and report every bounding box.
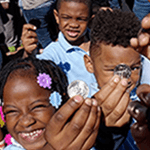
[0,56,69,108]
[90,9,141,57]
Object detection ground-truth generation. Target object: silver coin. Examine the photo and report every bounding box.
[114,64,131,79]
[67,80,89,99]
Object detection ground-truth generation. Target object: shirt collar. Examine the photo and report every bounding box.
[58,31,89,53]
[58,32,76,51]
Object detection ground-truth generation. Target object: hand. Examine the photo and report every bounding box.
[21,24,38,55]
[45,95,101,150]
[130,14,150,60]
[128,84,150,150]
[94,75,131,127]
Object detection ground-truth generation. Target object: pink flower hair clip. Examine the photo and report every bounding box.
[4,134,12,145]
[37,73,52,89]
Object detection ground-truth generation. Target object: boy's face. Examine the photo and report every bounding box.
[84,43,141,92]
[54,1,90,45]
[3,76,55,150]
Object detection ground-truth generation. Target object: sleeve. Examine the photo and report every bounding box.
[94,120,131,150]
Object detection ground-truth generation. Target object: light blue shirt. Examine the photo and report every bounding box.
[4,138,25,150]
[37,31,97,97]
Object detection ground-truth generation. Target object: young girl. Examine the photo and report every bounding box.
[0,56,100,150]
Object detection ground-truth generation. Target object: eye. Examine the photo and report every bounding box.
[61,16,71,20]
[109,69,114,71]
[5,110,18,116]
[77,17,88,22]
[31,104,50,111]
[131,66,141,71]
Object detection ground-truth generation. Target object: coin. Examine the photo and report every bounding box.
[114,64,131,79]
[67,80,89,99]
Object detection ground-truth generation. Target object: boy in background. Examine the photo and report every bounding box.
[84,9,150,150]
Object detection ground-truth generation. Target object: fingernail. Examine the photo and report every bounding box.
[133,107,140,114]
[74,95,83,103]
[92,99,97,106]
[85,99,92,106]
[121,79,128,86]
[114,77,120,83]
[33,26,37,30]
[98,106,101,111]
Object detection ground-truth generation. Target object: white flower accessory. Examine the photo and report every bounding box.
[49,91,62,109]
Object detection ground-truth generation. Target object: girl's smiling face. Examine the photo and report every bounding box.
[3,75,55,150]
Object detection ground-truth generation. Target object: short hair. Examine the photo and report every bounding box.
[0,56,69,108]
[92,0,110,15]
[56,0,92,16]
[90,9,141,57]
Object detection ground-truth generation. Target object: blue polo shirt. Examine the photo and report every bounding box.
[37,31,97,97]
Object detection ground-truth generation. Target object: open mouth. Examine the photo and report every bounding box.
[19,129,44,142]
[66,30,79,37]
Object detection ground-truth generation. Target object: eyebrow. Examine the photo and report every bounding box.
[131,59,141,66]
[30,99,49,106]
[4,99,49,108]
[104,58,141,68]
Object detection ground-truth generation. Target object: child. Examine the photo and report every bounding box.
[0,56,100,150]
[84,9,150,150]
[21,0,97,95]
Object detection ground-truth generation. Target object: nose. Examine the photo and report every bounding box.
[69,19,79,28]
[19,114,36,128]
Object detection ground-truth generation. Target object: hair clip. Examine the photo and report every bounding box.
[37,73,52,89]
[0,106,5,128]
[4,134,12,145]
[49,91,62,109]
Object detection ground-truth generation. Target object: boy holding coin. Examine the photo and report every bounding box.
[84,9,150,150]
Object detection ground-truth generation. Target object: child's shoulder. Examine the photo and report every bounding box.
[4,145,25,150]
[140,55,150,84]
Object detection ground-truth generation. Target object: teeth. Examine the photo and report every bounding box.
[20,129,43,140]
[21,130,38,137]
[30,132,33,136]
[26,133,29,136]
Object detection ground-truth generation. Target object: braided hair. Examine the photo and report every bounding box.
[0,56,69,107]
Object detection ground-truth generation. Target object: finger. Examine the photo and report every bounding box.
[136,84,150,107]
[138,32,150,47]
[141,13,150,30]
[24,44,38,53]
[128,101,147,122]
[22,24,37,36]
[101,78,128,117]
[131,123,150,150]
[46,95,84,136]
[94,75,120,105]
[49,98,92,149]
[131,123,149,143]
[130,37,139,49]
[105,91,130,127]
[61,98,92,141]
[70,100,101,150]
[81,105,101,150]
[71,99,99,148]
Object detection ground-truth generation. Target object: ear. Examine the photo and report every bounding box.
[84,54,94,73]
[53,9,59,25]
